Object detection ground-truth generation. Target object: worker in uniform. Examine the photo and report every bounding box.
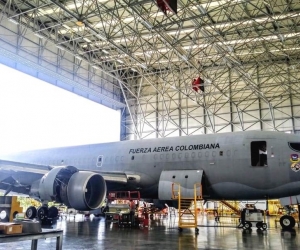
[257,144,267,166]
[129,200,136,225]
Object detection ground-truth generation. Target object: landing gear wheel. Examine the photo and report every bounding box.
[262,223,267,230]
[256,222,263,229]
[280,215,295,229]
[37,206,48,220]
[195,228,199,234]
[25,206,37,219]
[244,222,251,229]
[48,206,59,219]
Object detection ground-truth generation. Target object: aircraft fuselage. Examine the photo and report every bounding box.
[4,131,300,201]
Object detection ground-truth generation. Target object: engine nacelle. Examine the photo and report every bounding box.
[30,166,106,211]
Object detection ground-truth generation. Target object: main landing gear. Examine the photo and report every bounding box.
[280,215,296,230]
[25,205,59,226]
[278,205,297,230]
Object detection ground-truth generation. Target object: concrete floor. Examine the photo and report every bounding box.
[0,214,300,249]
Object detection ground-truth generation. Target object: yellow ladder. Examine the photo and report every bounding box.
[219,200,242,216]
[172,182,202,234]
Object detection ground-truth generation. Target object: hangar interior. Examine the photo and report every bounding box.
[0,0,300,140]
[1,1,300,249]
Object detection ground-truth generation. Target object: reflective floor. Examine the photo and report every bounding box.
[0,214,300,249]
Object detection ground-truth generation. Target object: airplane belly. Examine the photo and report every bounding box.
[208,180,300,200]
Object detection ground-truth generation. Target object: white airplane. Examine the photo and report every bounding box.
[1,130,300,229]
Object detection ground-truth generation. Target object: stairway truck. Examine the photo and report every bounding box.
[241,206,267,230]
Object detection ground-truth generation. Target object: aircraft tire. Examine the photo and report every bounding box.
[48,206,59,219]
[280,215,295,229]
[25,206,37,219]
[244,222,251,229]
[256,222,263,229]
[37,206,48,220]
[262,223,267,230]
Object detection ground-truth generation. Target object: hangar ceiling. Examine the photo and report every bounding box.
[0,0,300,140]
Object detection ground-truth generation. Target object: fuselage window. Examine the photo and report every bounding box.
[97,155,103,167]
[288,143,300,153]
[251,141,267,167]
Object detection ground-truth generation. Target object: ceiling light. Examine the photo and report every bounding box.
[96,33,107,41]
[198,6,207,15]
[56,45,65,51]
[83,37,92,43]
[140,63,147,69]
[180,55,188,61]
[116,59,124,64]
[34,32,43,39]
[143,21,153,29]
[92,65,100,69]
[102,49,109,54]
[8,18,19,25]
[75,55,83,60]
[62,24,70,29]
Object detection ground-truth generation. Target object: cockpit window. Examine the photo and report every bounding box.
[251,141,267,167]
[288,143,300,153]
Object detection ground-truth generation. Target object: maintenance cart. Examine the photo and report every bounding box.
[240,205,267,230]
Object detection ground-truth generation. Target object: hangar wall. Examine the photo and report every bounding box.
[0,17,124,110]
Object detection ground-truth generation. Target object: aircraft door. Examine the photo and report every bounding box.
[158,170,203,200]
[250,139,279,167]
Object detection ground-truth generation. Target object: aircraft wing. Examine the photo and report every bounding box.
[0,159,50,175]
[0,159,49,195]
[0,159,130,196]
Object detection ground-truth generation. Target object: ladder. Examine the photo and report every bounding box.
[219,200,242,216]
[172,182,202,234]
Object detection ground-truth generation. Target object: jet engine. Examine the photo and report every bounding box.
[29,166,106,211]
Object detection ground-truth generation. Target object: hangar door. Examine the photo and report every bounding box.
[158,170,203,200]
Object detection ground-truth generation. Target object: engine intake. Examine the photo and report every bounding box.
[30,166,107,211]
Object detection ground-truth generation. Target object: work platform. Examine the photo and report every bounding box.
[0,214,300,249]
[0,229,63,250]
